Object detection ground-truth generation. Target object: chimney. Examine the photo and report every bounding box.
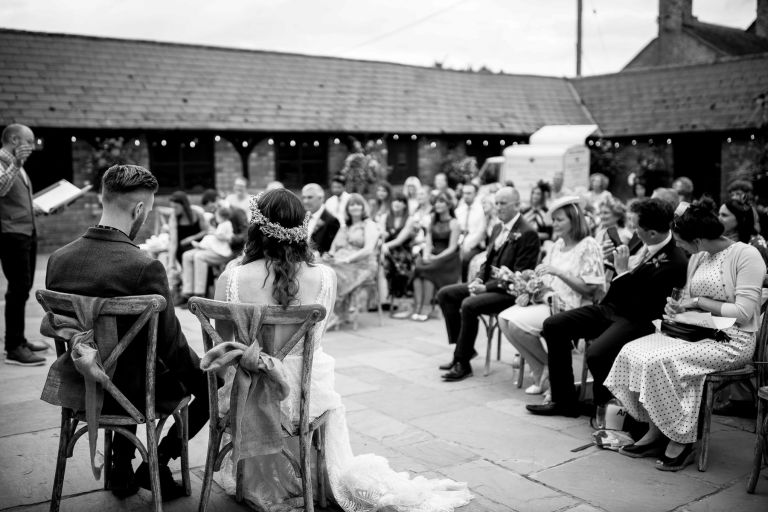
[758,0,768,38]
[659,0,694,33]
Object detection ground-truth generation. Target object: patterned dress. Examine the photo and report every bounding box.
[326,219,379,299]
[382,213,414,298]
[605,244,756,444]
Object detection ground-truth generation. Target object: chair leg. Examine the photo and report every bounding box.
[103,429,113,490]
[377,287,383,326]
[50,409,72,512]
[145,420,163,512]
[747,397,766,493]
[517,357,526,389]
[697,379,715,472]
[198,427,222,512]
[315,426,328,508]
[300,430,314,512]
[483,318,493,377]
[579,341,591,403]
[235,459,244,503]
[496,323,502,361]
[175,407,191,496]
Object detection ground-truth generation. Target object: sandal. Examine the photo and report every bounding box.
[410,313,429,322]
[525,384,544,395]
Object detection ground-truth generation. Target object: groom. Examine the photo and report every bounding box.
[436,186,540,381]
[45,164,210,499]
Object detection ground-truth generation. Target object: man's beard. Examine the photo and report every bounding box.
[128,212,147,240]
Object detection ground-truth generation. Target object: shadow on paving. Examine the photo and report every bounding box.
[1,253,766,511]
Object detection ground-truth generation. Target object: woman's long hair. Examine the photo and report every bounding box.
[169,190,194,221]
[723,198,757,243]
[554,203,590,242]
[431,191,456,225]
[241,189,313,307]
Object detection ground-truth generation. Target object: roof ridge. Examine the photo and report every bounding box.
[0,27,569,81]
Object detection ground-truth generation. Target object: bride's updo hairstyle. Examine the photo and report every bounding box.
[241,188,313,307]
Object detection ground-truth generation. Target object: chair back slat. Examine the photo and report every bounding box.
[36,290,166,421]
[756,311,768,387]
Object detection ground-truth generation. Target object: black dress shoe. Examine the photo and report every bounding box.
[526,402,580,418]
[438,360,456,371]
[107,461,139,498]
[656,443,695,472]
[620,437,666,459]
[442,361,473,381]
[134,462,186,501]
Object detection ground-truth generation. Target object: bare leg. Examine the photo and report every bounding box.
[665,440,687,458]
[635,419,662,446]
[422,280,435,315]
[413,278,424,314]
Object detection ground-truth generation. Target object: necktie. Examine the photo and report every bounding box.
[628,245,650,271]
[494,226,509,250]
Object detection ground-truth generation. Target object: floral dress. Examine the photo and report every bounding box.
[605,244,757,444]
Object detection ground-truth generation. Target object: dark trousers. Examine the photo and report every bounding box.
[0,232,37,351]
[437,283,517,364]
[112,351,211,464]
[541,304,654,406]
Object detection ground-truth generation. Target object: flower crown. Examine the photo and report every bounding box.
[249,192,310,244]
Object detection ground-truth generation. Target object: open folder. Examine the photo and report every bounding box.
[33,179,92,214]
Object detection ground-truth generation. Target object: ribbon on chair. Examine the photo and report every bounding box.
[40,297,108,479]
[200,306,290,464]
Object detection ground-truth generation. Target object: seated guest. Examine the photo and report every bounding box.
[455,182,488,281]
[605,204,765,470]
[410,192,462,322]
[498,197,604,396]
[302,183,340,256]
[324,193,379,325]
[181,205,234,299]
[528,198,688,417]
[432,172,457,206]
[651,187,681,214]
[200,188,221,224]
[466,194,501,281]
[373,181,393,224]
[324,174,350,221]
[167,190,210,266]
[225,177,251,221]
[44,165,209,499]
[586,173,613,212]
[719,198,768,268]
[595,199,632,261]
[381,193,415,304]
[403,176,422,214]
[437,187,540,381]
[522,181,552,242]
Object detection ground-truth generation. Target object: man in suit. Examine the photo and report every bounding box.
[1,123,49,366]
[437,187,540,381]
[303,183,340,255]
[46,165,208,499]
[528,198,688,417]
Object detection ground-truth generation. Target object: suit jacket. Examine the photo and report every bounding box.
[479,216,540,293]
[601,236,688,321]
[0,150,35,236]
[46,227,198,410]
[310,209,340,255]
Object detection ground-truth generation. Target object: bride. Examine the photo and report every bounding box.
[210,188,472,511]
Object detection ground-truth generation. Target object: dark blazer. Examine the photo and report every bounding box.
[310,208,340,255]
[602,235,688,321]
[46,227,199,410]
[480,215,541,292]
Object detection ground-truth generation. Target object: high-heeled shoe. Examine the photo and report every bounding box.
[620,436,666,459]
[656,443,695,472]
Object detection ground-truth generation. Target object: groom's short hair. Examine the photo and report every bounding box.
[101,165,158,205]
[631,198,673,233]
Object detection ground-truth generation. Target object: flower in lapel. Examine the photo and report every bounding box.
[648,253,668,268]
[511,232,522,241]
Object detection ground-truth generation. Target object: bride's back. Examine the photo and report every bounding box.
[220,260,325,306]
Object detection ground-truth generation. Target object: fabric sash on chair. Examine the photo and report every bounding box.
[199,306,291,464]
[40,297,108,479]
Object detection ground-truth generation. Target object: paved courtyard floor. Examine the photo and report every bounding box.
[1,256,767,511]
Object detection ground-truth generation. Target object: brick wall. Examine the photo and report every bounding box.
[417,138,449,186]
[721,135,767,199]
[327,138,348,183]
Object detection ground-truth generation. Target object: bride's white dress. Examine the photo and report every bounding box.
[215,263,472,511]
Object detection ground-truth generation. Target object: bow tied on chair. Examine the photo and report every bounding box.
[200,306,290,464]
[40,297,108,479]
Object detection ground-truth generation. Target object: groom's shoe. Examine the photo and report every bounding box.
[442,361,472,381]
[439,350,477,370]
[526,401,580,418]
[134,462,186,501]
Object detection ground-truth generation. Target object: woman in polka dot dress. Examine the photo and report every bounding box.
[605,204,766,471]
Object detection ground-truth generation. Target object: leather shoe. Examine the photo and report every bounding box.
[134,462,186,501]
[24,339,50,352]
[656,443,695,472]
[442,361,473,381]
[620,437,666,458]
[107,460,139,498]
[438,360,456,371]
[526,402,580,417]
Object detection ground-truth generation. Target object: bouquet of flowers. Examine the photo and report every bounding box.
[505,268,552,307]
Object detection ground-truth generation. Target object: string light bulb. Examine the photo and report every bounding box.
[333,138,340,144]
[161,139,167,147]
[289,140,296,147]
[70,136,77,143]
[242,141,248,148]
[429,141,437,148]
[268,138,274,145]
[466,139,472,146]
[393,134,399,140]
[134,139,140,147]
[313,140,320,147]
[214,135,221,142]
[189,140,196,148]
[500,139,505,145]
[411,134,417,140]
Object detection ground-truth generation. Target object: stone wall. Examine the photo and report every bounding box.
[589,139,674,200]
[721,135,768,200]
[214,138,242,193]
[247,138,276,190]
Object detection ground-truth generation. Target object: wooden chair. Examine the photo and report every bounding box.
[747,385,768,493]
[698,310,768,472]
[188,298,328,512]
[36,290,191,512]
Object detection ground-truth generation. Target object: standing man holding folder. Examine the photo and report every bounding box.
[0,123,48,366]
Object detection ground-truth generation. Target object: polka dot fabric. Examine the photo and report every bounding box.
[605,245,756,444]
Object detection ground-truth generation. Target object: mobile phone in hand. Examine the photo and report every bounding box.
[606,226,623,248]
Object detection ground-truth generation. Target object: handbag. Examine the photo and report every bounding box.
[660,319,731,343]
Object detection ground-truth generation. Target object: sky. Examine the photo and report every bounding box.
[1,0,760,77]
